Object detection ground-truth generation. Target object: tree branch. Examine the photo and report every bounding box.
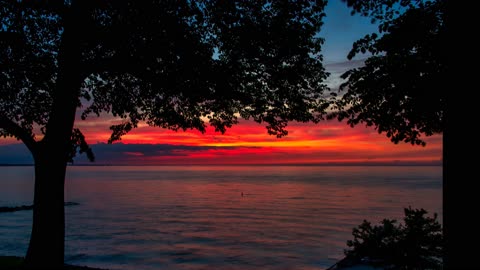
[0,116,37,154]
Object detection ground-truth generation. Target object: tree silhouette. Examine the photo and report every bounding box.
[329,1,449,268]
[344,207,443,269]
[329,0,446,146]
[0,1,329,268]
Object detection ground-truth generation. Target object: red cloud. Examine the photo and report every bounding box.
[1,113,443,165]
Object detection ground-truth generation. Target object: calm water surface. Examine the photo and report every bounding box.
[0,165,442,270]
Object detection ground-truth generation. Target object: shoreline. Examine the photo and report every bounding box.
[1,255,382,270]
[0,256,108,270]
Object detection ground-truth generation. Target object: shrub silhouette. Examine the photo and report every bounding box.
[345,207,443,269]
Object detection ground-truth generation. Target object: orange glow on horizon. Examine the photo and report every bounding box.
[0,115,443,165]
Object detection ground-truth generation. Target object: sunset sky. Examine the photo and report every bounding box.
[0,0,443,165]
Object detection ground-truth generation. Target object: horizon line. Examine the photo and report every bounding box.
[0,162,442,167]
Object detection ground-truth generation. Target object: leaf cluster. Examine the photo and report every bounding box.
[330,0,446,146]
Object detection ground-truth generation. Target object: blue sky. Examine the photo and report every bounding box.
[322,0,378,64]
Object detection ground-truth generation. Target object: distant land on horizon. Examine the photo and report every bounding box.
[0,140,442,167]
[0,161,442,167]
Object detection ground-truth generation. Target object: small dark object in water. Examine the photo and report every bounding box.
[0,202,79,213]
[0,205,33,213]
[241,192,244,197]
[64,201,80,206]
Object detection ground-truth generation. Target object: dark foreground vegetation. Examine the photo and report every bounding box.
[337,207,443,270]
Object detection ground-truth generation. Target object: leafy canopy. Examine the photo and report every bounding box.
[329,0,446,146]
[1,0,329,161]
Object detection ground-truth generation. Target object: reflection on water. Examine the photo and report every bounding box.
[0,165,442,270]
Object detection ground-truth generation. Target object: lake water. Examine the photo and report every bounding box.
[0,165,442,270]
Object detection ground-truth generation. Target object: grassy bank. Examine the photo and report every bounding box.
[0,256,107,270]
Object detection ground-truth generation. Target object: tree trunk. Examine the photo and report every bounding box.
[24,147,67,269]
[23,2,86,268]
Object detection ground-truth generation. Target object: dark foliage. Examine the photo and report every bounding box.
[1,0,330,159]
[0,0,330,266]
[329,0,446,146]
[345,207,443,269]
